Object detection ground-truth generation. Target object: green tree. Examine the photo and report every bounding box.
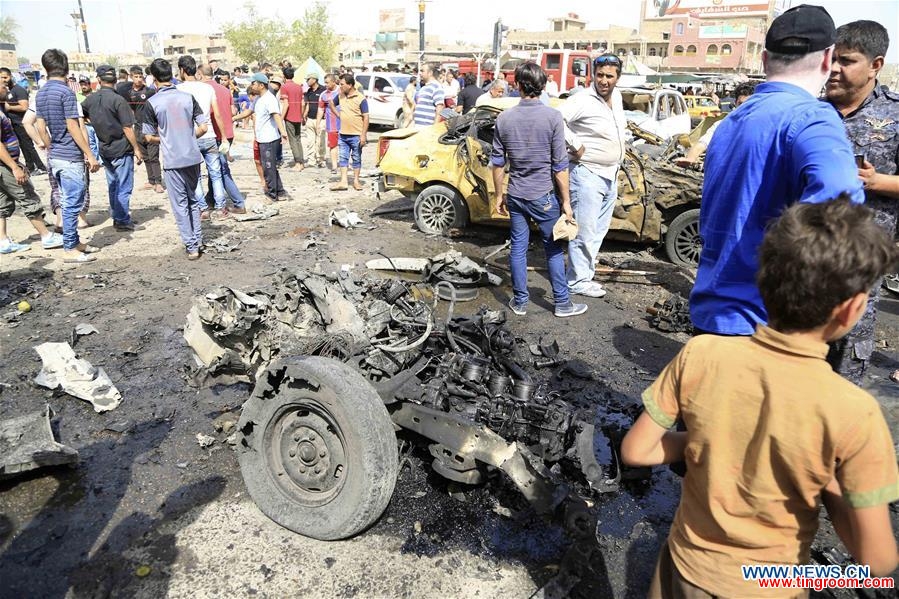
[0,16,19,45]
[222,4,291,67]
[288,2,337,67]
[102,54,121,69]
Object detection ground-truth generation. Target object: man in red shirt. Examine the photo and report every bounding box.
[198,64,246,214]
[279,66,305,169]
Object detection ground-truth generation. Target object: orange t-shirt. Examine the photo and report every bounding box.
[643,325,899,597]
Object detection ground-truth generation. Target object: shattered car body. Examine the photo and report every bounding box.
[376,99,706,267]
[185,269,619,540]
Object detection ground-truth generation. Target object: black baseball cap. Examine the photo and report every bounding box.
[765,4,836,55]
[96,64,117,81]
[78,75,90,84]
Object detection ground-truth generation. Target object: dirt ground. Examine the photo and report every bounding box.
[1,127,898,598]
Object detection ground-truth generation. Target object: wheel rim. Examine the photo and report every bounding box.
[265,401,347,506]
[674,219,702,266]
[418,192,457,232]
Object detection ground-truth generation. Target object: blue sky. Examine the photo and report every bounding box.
[2,0,897,63]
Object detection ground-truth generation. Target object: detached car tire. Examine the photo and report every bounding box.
[665,209,702,268]
[414,185,469,235]
[236,356,398,540]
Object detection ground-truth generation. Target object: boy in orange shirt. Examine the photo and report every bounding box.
[622,197,899,597]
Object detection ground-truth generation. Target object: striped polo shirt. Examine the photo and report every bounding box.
[412,82,445,126]
[142,84,206,169]
[35,79,83,162]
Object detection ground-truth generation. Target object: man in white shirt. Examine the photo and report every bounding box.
[559,54,627,299]
[245,73,288,200]
[545,73,560,98]
[177,55,227,219]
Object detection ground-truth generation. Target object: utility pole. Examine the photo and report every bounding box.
[70,12,83,53]
[417,0,426,76]
[78,0,90,54]
[418,2,425,54]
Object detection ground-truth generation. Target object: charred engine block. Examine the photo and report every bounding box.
[407,353,575,463]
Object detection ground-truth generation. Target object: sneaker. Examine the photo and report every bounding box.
[113,221,142,232]
[555,302,588,318]
[30,168,47,177]
[571,281,607,298]
[0,238,30,254]
[186,251,201,260]
[507,298,527,316]
[40,232,64,249]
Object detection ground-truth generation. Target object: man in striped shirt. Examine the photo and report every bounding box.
[412,63,445,127]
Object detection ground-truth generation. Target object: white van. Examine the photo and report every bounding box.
[354,72,414,129]
[619,87,691,140]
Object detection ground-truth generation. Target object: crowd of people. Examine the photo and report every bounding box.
[0,51,388,261]
[488,6,898,597]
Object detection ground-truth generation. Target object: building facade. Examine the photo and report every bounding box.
[505,2,782,74]
[161,33,240,67]
[642,0,777,73]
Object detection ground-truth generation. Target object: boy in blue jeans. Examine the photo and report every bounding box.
[623,197,899,597]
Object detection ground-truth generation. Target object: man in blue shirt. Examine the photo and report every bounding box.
[690,5,865,336]
[34,49,100,263]
[143,58,208,260]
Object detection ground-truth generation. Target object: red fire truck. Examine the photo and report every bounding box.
[448,50,601,93]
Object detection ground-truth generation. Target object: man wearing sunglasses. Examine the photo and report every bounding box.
[559,53,627,299]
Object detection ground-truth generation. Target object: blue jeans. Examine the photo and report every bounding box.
[49,158,87,250]
[195,137,225,211]
[86,124,100,161]
[205,147,245,208]
[103,154,134,225]
[508,193,570,307]
[566,164,617,291]
[337,134,362,169]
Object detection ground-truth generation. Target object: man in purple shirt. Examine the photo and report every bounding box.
[142,58,208,260]
[491,62,585,318]
[34,49,100,263]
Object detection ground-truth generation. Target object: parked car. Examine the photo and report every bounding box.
[683,95,722,127]
[376,98,708,267]
[619,87,691,141]
[354,72,413,129]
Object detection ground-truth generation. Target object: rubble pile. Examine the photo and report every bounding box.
[184,269,620,514]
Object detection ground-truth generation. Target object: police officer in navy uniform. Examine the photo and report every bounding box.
[825,20,899,384]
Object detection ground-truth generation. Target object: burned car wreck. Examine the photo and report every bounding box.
[184,268,619,541]
[376,100,706,267]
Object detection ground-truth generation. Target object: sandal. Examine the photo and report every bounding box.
[352,183,364,191]
[330,184,348,191]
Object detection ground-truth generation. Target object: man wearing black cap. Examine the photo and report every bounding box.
[689,4,865,339]
[82,65,144,231]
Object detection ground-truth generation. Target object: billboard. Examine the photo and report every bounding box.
[141,33,162,58]
[644,0,770,19]
[379,8,406,33]
[698,24,749,38]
